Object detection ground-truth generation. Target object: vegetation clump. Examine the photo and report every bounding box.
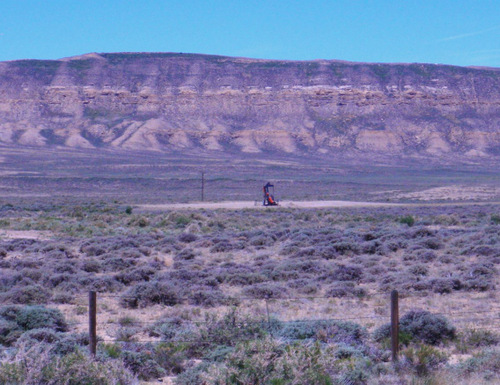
[373,310,456,345]
[1,203,500,383]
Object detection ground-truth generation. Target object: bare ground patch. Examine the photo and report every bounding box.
[0,229,53,240]
[393,185,500,201]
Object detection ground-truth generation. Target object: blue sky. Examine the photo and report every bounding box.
[1,0,499,67]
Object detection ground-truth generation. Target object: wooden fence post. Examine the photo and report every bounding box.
[265,298,273,337]
[89,291,97,357]
[391,290,399,362]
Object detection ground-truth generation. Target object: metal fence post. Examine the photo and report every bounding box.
[89,291,97,357]
[391,290,399,362]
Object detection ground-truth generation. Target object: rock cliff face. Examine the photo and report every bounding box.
[0,52,499,159]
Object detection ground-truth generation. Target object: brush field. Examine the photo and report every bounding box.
[1,149,500,384]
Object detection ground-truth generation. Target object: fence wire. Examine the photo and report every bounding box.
[4,289,500,348]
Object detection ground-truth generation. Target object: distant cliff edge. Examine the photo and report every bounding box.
[0,52,499,161]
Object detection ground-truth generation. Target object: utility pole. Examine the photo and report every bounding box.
[201,171,205,202]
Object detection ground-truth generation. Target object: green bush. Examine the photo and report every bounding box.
[399,215,415,227]
[154,342,188,374]
[99,343,122,359]
[175,215,191,228]
[401,344,447,376]
[491,214,500,224]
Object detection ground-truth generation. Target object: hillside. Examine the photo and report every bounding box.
[0,52,499,160]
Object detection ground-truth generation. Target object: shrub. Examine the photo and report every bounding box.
[121,281,182,308]
[401,344,448,376]
[456,329,500,353]
[373,310,455,345]
[15,328,61,349]
[491,214,500,224]
[2,285,51,304]
[249,234,275,248]
[333,264,363,281]
[102,256,136,271]
[115,327,139,343]
[122,349,166,380]
[226,272,267,286]
[399,215,415,227]
[460,348,500,375]
[275,319,367,345]
[296,281,320,295]
[131,216,150,228]
[154,310,265,359]
[175,362,211,385]
[408,265,428,276]
[462,263,496,291]
[326,282,366,298]
[78,275,124,293]
[193,339,339,385]
[198,309,266,349]
[52,332,89,355]
[331,241,360,255]
[205,345,234,362]
[0,345,137,385]
[154,342,188,374]
[210,240,245,253]
[174,248,197,261]
[242,282,289,299]
[99,343,122,359]
[419,251,437,262]
[187,288,231,307]
[115,266,156,285]
[0,305,67,333]
[428,278,457,294]
[52,292,74,304]
[175,215,191,228]
[149,317,193,341]
[0,318,22,346]
[178,233,198,243]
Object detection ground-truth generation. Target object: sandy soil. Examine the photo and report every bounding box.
[0,230,53,240]
[393,185,500,201]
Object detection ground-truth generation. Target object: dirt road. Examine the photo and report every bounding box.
[138,200,500,211]
[138,200,400,210]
